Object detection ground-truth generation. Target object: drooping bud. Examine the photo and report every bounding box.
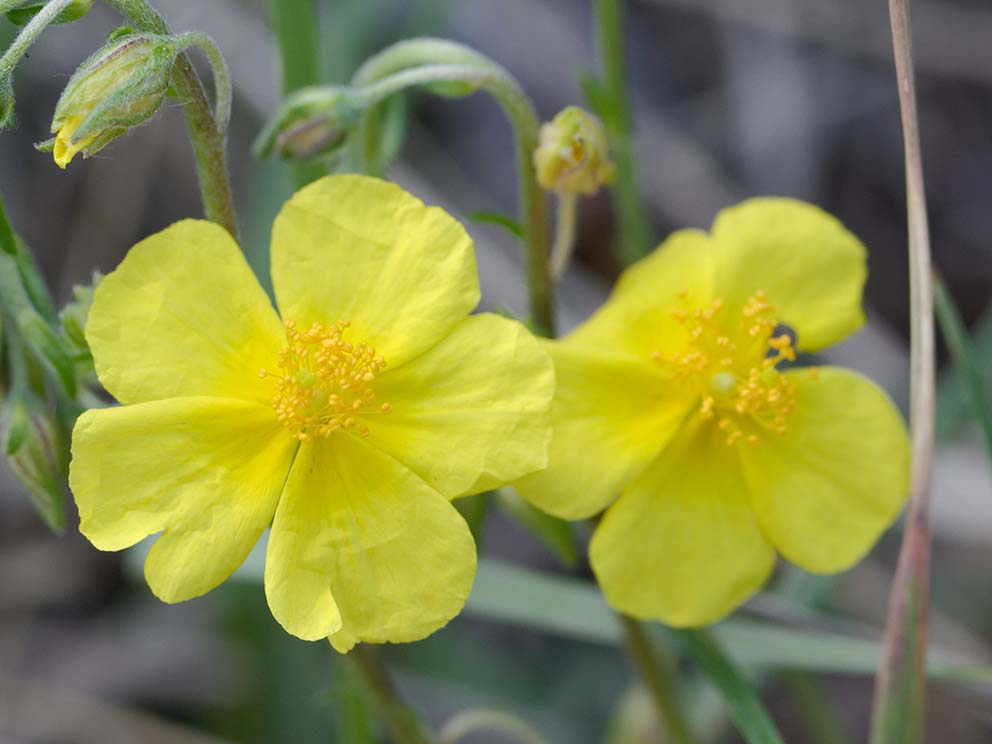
[254,85,361,160]
[4,396,67,532]
[533,106,615,196]
[48,32,185,168]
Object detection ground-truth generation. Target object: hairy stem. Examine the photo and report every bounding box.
[352,40,553,336]
[0,0,79,80]
[869,1,935,741]
[100,0,237,237]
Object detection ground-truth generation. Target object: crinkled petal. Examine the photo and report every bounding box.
[69,397,295,602]
[711,198,867,352]
[86,220,285,405]
[368,313,553,498]
[564,228,712,359]
[514,345,694,520]
[271,175,480,369]
[264,435,476,648]
[740,366,910,573]
[590,416,775,626]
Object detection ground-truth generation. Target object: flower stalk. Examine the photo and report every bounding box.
[349,39,554,336]
[100,0,237,237]
[869,0,936,741]
[348,645,437,744]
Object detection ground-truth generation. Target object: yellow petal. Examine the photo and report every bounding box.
[69,397,296,602]
[264,435,476,648]
[270,175,480,369]
[590,415,775,626]
[740,367,910,573]
[368,313,553,498]
[711,198,867,352]
[564,228,712,360]
[514,344,693,520]
[86,220,285,406]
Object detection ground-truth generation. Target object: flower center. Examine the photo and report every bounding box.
[259,320,391,441]
[653,290,812,447]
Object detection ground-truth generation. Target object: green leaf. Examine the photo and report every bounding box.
[495,488,578,568]
[668,629,785,744]
[467,211,523,239]
[933,275,992,463]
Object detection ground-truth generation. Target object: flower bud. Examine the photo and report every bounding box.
[49,33,184,168]
[533,106,615,196]
[4,397,67,532]
[254,85,361,160]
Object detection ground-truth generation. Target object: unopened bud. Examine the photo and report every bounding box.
[254,85,361,160]
[533,106,615,196]
[48,33,184,168]
[4,397,67,532]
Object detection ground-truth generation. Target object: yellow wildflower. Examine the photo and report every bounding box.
[69,175,554,651]
[515,198,909,626]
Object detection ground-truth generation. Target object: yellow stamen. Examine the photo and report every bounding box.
[260,320,391,441]
[653,290,809,446]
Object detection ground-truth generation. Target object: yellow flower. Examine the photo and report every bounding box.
[515,199,910,627]
[69,175,554,651]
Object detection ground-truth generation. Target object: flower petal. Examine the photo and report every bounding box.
[271,175,480,369]
[564,228,712,359]
[740,367,910,573]
[514,345,693,520]
[711,198,867,352]
[366,313,553,499]
[69,397,296,602]
[86,220,285,405]
[590,416,775,626]
[264,435,476,648]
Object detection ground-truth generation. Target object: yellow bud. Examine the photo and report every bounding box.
[533,106,615,196]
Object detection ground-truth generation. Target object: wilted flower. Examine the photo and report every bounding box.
[69,175,553,651]
[516,198,909,626]
[533,106,615,195]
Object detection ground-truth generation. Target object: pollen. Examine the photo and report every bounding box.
[653,291,806,446]
[260,320,391,441]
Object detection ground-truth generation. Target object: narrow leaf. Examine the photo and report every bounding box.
[467,211,523,239]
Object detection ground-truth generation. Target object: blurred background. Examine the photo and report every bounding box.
[1,0,991,741]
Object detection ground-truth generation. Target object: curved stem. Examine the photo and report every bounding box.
[0,0,78,80]
[174,31,232,133]
[440,710,549,744]
[549,191,578,279]
[619,615,700,744]
[869,0,935,742]
[348,645,436,744]
[100,0,237,238]
[353,53,553,336]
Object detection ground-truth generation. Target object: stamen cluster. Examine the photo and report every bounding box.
[260,320,391,441]
[653,290,809,447]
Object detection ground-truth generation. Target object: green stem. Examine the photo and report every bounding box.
[933,275,992,463]
[782,671,847,744]
[594,0,650,266]
[351,45,553,335]
[0,0,78,79]
[618,615,699,744]
[549,191,578,279]
[100,0,237,238]
[265,0,324,188]
[174,31,232,133]
[347,645,436,744]
[869,0,936,742]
